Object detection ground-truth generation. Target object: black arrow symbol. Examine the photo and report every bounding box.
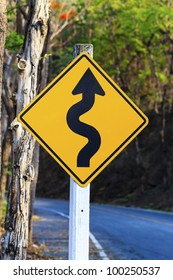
[67,68,105,167]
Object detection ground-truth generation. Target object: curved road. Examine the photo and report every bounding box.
[34,198,173,260]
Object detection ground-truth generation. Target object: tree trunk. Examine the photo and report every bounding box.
[1,0,50,260]
[28,142,39,248]
[0,53,16,229]
[28,20,51,247]
[160,86,168,188]
[0,0,7,231]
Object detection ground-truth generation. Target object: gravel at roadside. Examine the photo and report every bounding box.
[29,208,101,260]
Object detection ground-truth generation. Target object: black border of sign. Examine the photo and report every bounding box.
[19,54,147,185]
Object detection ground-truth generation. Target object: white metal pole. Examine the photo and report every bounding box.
[69,178,90,260]
[68,44,93,260]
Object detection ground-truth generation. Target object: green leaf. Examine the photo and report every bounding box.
[156,72,168,84]
[5,31,24,53]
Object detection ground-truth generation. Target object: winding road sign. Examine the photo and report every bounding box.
[18,53,148,187]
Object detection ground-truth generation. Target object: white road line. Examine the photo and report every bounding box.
[89,232,109,260]
[50,209,69,219]
[38,207,109,260]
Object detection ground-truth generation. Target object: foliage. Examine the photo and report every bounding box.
[5,1,26,52]
[51,0,173,112]
[48,0,90,80]
[89,0,173,109]
[5,31,24,52]
[4,0,173,111]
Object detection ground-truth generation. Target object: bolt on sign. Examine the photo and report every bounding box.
[18,53,148,187]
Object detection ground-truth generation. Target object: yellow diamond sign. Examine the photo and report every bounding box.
[18,53,148,187]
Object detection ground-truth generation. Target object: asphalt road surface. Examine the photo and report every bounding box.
[34,198,173,260]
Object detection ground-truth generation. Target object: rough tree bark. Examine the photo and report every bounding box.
[0,54,16,229]
[1,0,50,260]
[0,0,7,229]
[0,0,28,229]
[28,20,51,247]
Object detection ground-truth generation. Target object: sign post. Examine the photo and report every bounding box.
[69,177,90,260]
[18,43,148,260]
[68,44,93,260]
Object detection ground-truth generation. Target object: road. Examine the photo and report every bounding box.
[34,198,173,260]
